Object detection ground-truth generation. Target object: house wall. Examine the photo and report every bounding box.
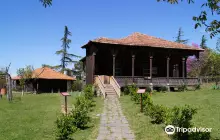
[14,79,71,93]
[37,79,68,93]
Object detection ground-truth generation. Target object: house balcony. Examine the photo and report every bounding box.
[115,76,199,87]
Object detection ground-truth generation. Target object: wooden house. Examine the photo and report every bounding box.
[81,32,204,97]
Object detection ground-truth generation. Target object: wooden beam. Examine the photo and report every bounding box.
[149,56,153,82]
[182,57,185,78]
[132,55,135,82]
[113,54,116,77]
[167,57,170,81]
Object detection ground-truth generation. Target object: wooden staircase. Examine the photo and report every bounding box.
[105,84,117,97]
[94,75,121,98]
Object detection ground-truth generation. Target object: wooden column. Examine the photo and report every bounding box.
[37,81,39,93]
[167,57,170,81]
[93,52,96,76]
[92,52,96,83]
[113,54,116,77]
[132,55,135,83]
[182,57,185,78]
[150,56,153,82]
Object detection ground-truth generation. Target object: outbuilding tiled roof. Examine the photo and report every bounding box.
[82,32,204,51]
[12,67,75,80]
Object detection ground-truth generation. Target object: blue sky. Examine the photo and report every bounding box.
[0,0,218,76]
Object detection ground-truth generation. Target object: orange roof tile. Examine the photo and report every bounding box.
[12,76,21,80]
[12,67,75,81]
[82,32,204,51]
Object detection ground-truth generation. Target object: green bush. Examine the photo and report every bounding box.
[170,105,197,140]
[145,86,152,93]
[178,85,187,92]
[149,104,168,124]
[212,84,220,90]
[158,86,168,92]
[83,84,94,100]
[72,80,83,92]
[143,93,154,115]
[123,86,130,95]
[71,96,91,129]
[55,114,77,140]
[127,84,138,102]
[194,84,201,90]
[189,131,211,140]
[75,95,95,112]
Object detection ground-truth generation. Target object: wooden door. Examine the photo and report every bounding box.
[104,76,110,84]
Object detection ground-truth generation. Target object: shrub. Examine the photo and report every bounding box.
[158,86,168,92]
[143,93,154,115]
[75,95,95,112]
[149,104,169,124]
[127,84,138,102]
[72,80,83,92]
[55,114,77,140]
[83,84,94,100]
[145,86,152,93]
[212,84,220,90]
[123,86,130,95]
[178,85,187,92]
[194,84,201,90]
[70,96,91,129]
[189,131,211,140]
[170,105,197,140]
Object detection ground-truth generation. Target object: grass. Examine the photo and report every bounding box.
[120,96,170,140]
[0,92,103,140]
[120,85,220,140]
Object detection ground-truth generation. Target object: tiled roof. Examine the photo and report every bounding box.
[82,32,204,51]
[12,76,21,80]
[12,67,75,80]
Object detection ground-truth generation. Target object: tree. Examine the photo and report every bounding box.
[200,35,207,49]
[209,49,220,85]
[55,26,80,73]
[175,27,188,44]
[40,0,220,38]
[39,0,52,7]
[217,37,220,52]
[73,61,83,80]
[17,65,34,96]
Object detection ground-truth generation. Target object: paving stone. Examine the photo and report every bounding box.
[97,95,135,140]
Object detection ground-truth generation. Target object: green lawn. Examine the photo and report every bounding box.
[0,92,103,140]
[120,86,220,140]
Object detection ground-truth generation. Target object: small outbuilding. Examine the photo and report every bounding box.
[12,67,75,93]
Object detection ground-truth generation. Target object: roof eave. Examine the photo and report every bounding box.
[81,41,93,48]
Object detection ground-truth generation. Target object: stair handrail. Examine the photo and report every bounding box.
[95,76,106,98]
[110,76,121,97]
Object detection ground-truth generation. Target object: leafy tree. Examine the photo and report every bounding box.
[0,68,6,75]
[175,27,189,44]
[41,64,60,71]
[55,26,80,73]
[42,64,54,68]
[73,61,83,79]
[17,65,34,95]
[200,35,207,49]
[40,0,220,38]
[209,49,220,85]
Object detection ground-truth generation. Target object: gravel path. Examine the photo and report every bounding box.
[97,95,135,140]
